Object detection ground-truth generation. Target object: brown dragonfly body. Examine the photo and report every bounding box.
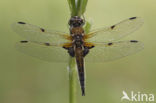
[63,16,94,96]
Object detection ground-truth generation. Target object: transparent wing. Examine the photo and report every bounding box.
[12,22,71,45]
[16,41,69,62]
[86,17,143,42]
[85,40,144,62]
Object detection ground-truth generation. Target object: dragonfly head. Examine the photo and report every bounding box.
[69,16,84,27]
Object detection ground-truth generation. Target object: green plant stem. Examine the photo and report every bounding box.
[68,21,91,103]
[67,0,77,16]
[67,0,90,103]
[68,57,77,103]
[84,21,92,34]
[67,0,88,17]
[77,0,88,16]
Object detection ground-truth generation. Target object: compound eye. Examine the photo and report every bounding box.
[68,20,73,25]
[68,18,74,25]
[79,19,84,26]
[81,19,84,24]
[68,20,71,25]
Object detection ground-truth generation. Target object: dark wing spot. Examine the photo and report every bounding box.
[130,40,138,43]
[90,45,95,49]
[111,25,115,29]
[40,28,45,32]
[44,43,50,46]
[20,40,28,43]
[108,43,113,46]
[129,17,137,20]
[63,46,69,50]
[18,22,26,24]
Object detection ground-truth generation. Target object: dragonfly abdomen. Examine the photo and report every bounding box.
[75,47,85,96]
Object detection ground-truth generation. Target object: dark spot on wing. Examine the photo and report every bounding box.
[20,40,28,43]
[44,43,50,46]
[18,22,26,24]
[111,25,115,29]
[129,17,137,20]
[108,43,113,46]
[89,45,95,49]
[130,40,138,43]
[63,46,69,50]
[40,28,45,32]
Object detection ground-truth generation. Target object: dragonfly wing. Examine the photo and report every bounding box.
[86,17,143,42]
[85,40,144,62]
[12,22,70,45]
[16,41,69,62]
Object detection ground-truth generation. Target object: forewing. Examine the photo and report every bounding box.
[16,41,69,62]
[86,17,143,42]
[85,40,144,62]
[12,22,70,45]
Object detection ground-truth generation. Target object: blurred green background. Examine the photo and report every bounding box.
[0,0,156,103]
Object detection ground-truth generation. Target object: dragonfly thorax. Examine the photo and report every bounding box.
[70,27,84,35]
[73,35,83,40]
[73,35,83,47]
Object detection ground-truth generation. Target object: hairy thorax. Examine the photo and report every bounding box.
[70,27,84,35]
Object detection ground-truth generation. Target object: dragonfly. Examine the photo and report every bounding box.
[12,16,144,96]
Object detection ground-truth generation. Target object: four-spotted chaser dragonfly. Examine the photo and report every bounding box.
[12,16,144,96]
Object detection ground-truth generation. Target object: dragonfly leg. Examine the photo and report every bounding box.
[83,46,95,57]
[68,47,75,57]
[83,47,89,57]
[63,46,75,57]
